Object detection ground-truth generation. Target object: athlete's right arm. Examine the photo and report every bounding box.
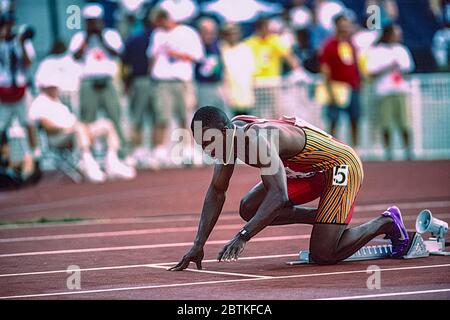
[168,163,235,271]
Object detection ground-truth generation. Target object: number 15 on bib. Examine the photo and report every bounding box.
[333,165,349,186]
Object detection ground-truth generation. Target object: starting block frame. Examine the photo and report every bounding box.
[287,210,449,266]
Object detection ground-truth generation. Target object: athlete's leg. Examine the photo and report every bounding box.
[309,216,394,265]
[239,182,317,225]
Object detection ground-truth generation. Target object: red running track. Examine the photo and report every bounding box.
[0,160,449,299]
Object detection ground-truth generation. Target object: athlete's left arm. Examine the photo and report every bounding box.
[218,135,289,261]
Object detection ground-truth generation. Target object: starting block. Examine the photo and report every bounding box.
[287,210,449,265]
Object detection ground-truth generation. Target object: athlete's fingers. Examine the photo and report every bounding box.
[224,246,234,262]
[167,261,183,271]
[217,246,227,261]
[168,258,189,271]
[232,246,241,261]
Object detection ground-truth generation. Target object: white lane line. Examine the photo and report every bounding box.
[0,224,244,243]
[1,199,449,230]
[3,213,450,243]
[0,253,298,278]
[319,288,450,300]
[1,263,449,300]
[0,214,238,230]
[152,253,300,267]
[0,265,151,278]
[0,235,310,258]
[147,264,270,279]
[2,199,449,231]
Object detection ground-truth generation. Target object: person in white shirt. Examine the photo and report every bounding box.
[38,40,82,109]
[29,61,136,183]
[69,3,127,155]
[146,8,204,164]
[366,24,415,160]
[221,23,256,116]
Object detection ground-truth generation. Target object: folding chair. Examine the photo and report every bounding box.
[36,124,83,183]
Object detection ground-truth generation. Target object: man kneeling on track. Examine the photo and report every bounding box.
[169,106,409,270]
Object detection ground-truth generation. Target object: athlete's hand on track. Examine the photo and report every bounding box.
[217,235,246,262]
[168,245,204,271]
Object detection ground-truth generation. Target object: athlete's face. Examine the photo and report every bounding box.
[193,127,232,162]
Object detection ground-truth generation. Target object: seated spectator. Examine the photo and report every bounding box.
[37,40,82,108]
[221,23,255,116]
[29,62,136,183]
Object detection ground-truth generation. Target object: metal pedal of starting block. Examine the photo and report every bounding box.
[287,232,429,266]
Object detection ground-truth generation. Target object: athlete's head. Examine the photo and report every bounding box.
[191,106,235,160]
[191,106,232,132]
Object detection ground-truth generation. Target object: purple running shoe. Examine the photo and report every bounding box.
[382,206,409,258]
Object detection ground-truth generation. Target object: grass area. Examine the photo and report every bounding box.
[0,217,84,226]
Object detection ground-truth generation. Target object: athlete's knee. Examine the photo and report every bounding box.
[239,198,255,222]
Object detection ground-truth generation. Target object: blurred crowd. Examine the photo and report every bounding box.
[0,0,449,188]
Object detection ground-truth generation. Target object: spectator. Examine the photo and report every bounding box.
[147,8,204,164]
[269,15,296,50]
[307,6,331,51]
[122,9,157,169]
[221,23,256,116]
[292,28,321,73]
[290,0,313,31]
[352,15,382,77]
[432,12,450,71]
[37,40,82,108]
[429,0,450,25]
[116,0,146,40]
[366,24,415,160]
[157,0,199,23]
[0,10,35,179]
[245,17,303,117]
[29,62,136,183]
[319,14,361,146]
[69,3,127,157]
[315,0,346,31]
[365,0,399,26]
[195,17,227,113]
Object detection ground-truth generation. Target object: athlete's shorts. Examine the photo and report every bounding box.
[287,162,362,225]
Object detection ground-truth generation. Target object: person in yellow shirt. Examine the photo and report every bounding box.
[245,18,302,118]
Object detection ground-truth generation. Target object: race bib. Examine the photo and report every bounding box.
[332,165,348,186]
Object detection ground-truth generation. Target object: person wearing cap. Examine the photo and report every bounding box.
[0,10,35,179]
[28,60,136,183]
[69,3,127,157]
[221,23,256,117]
